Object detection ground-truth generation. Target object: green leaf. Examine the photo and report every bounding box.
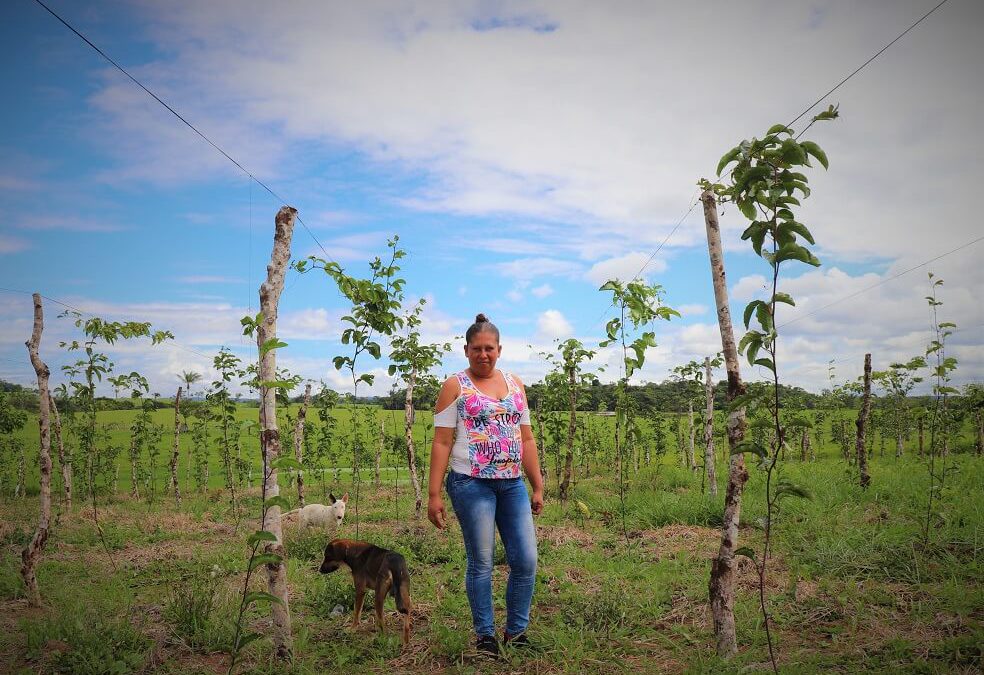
[734,546,757,560]
[774,243,821,267]
[754,357,776,373]
[271,456,302,471]
[739,199,757,220]
[263,495,291,511]
[800,140,829,169]
[775,478,812,500]
[246,530,278,546]
[780,139,808,166]
[259,338,288,357]
[779,220,816,245]
[766,124,791,136]
[244,591,285,606]
[716,146,741,176]
[755,303,773,332]
[733,441,767,458]
[743,301,761,329]
[599,281,620,292]
[249,553,284,571]
[332,356,346,371]
[773,292,795,306]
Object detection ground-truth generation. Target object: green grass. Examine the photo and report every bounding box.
[0,405,981,673]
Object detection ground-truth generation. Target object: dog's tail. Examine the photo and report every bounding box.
[387,552,412,645]
[280,508,301,518]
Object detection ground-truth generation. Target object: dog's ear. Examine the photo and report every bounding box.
[341,492,349,503]
[329,492,336,503]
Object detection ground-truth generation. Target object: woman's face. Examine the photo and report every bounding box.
[464,330,501,378]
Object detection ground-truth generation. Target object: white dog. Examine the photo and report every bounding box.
[282,492,348,530]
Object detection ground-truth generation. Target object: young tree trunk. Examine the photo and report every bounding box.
[375,417,384,489]
[687,400,697,471]
[129,434,140,499]
[975,411,983,456]
[704,357,717,497]
[801,429,810,461]
[918,416,924,456]
[15,444,26,498]
[22,293,52,607]
[702,189,749,659]
[294,383,311,507]
[50,397,71,508]
[896,429,904,459]
[404,370,423,519]
[535,398,548,488]
[170,387,182,507]
[256,205,296,660]
[560,365,577,501]
[856,354,873,489]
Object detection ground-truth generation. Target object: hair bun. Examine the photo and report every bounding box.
[475,313,489,323]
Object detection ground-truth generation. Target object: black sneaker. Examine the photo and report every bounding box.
[503,631,533,649]
[476,634,500,657]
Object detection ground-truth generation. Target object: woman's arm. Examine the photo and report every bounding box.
[515,376,544,515]
[428,377,459,529]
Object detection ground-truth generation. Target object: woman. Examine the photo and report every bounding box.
[428,313,544,656]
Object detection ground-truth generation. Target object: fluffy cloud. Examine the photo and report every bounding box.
[536,309,573,341]
[586,252,667,286]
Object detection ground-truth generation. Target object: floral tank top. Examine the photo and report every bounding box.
[456,370,527,478]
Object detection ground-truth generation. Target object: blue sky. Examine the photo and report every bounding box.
[1,0,981,397]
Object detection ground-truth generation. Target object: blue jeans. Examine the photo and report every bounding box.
[446,471,538,638]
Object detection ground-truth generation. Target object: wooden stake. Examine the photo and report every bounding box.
[856,354,873,489]
[704,357,717,497]
[702,189,749,659]
[170,387,182,507]
[50,396,71,508]
[404,370,423,519]
[294,383,311,507]
[22,293,52,606]
[257,206,297,660]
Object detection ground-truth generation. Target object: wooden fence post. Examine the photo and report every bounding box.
[257,206,297,660]
[702,189,749,659]
[856,354,873,489]
[22,293,53,606]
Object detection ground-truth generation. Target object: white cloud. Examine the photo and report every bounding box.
[0,234,30,254]
[491,257,582,282]
[531,283,553,298]
[678,303,708,317]
[106,0,982,265]
[731,274,768,301]
[586,252,666,286]
[536,309,573,341]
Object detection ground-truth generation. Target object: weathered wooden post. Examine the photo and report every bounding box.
[702,189,749,659]
[405,369,423,519]
[704,356,717,497]
[170,387,182,507]
[856,353,873,489]
[294,383,311,507]
[22,293,53,606]
[50,397,71,507]
[257,206,297,660]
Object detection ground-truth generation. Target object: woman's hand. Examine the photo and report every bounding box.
[428,495,447,529]
[531,488,544,516]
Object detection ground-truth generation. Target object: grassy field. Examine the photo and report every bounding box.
[0,407,981,673]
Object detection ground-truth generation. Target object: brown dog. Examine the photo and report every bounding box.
[319,538,412,645]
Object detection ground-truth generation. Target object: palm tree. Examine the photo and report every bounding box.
[179,371,202,398]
